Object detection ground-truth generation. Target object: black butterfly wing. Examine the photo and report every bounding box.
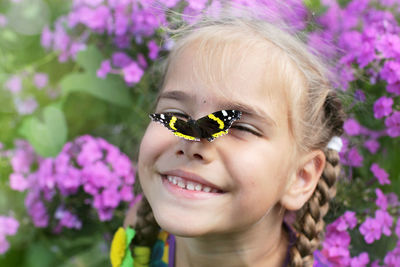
[196,110,242,141]
[149,113,200,141]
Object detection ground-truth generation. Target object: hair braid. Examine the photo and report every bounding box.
[289,149,341,267]
[132,197,160,247]
[289,92,345,267]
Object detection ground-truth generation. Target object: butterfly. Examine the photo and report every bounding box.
[149,110,242,142]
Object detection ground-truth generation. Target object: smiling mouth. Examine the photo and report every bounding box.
[162,175,224,194]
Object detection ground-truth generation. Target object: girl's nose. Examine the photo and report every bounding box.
[175,139,214,163]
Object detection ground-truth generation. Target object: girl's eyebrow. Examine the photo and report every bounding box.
[158,90,277,127]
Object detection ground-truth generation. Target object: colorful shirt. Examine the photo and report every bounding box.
[110,224,325,267]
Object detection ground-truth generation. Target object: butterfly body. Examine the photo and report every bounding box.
[149,110,242,142]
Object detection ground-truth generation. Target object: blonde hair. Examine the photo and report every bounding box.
[134,7,345,267]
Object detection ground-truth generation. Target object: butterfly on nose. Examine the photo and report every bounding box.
[149,110,242,142]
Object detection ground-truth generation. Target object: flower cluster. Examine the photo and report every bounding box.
[2,72,53,115]
[0,215,19,255]
[8,136,135,231]
[41,0,309,86]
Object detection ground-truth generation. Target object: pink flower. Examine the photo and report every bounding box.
[97,59,112,79]
[0,236,10,255]
[9,173,29,192]
[0,216,19,236]
[347,147,363,167]
[0,14,7,27]
[380,60,400,84]
[395,219,400,237]
[350,252,369,267]
[122,62,144,84]
[41,26,53,49]
[385,111,400,137]
[373,96,393,119]
[33,73,48,89]
[111,52,132,68]
[359,217,382,244]
[147,40,159,60]
[364,139,380,154]
[343,118,361,136]
[375,210,393,236]
[375,188,388,210]
[370,163,390,185]
[5,75,22,93]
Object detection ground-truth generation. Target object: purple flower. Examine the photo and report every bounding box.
[373,96,393,118]
[9,173,29,192]
[387,82,400,95]
[356,42,375,68]
[395,219,400,237]
[160,0,180,8]
[187,0,208,11]
[147,40,159,60]
[0,216,19,236]
[380,60,400,84]
[114,11,129,36]
[41,26,53,49]
[385,111,400,137]
[359,217,382,244]
[97,59,112,79]
[102,187,120,208]
[14,97,38,115]
[346,147,363,167]
[375,210,393,236]
[0,236,10,255]
[80,5,110,33]
[377,34,400,59]
[122,62,144,84]
[343,118,361,136]
[384,246,400,267]
[0,14,7,27]
[350,252,369,267]
[111,52,132,68]
[375,188,388,210]
[370,163,390,185]
[5,75,22,93]
[364,139,380,154]
[343,211,357,229]
[33,73,48,89]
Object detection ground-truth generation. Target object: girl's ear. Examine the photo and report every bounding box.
[280,150,326,211]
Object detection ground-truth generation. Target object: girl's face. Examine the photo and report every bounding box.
[138,41,298,237]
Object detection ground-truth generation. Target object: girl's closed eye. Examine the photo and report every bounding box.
[163,109,190,120]
[230,122,262,137]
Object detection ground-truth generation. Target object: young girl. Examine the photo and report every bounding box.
[110,8,345,267]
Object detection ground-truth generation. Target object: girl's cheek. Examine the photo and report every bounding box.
[138,124,172,165]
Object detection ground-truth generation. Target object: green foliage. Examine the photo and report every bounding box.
[19,105,67,157]
[60,46,134,107]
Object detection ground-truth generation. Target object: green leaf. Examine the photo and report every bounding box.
[19,105,67,157]
[60,45,133,107]
[24,242,56,267]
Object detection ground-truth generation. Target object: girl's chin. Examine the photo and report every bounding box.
[153,211,220,237]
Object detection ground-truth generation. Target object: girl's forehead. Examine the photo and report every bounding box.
[163,37,290,115]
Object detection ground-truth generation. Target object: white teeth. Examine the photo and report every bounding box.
[165,175,220,193]
[203,187,211,193]
[177,181,185,188]
[186,182,195,190]
[195,184,202,191]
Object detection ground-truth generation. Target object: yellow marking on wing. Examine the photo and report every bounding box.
[173,132,199,141]
[169,116,177,130]
[208,114,224,129]
[212,130,228,138]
